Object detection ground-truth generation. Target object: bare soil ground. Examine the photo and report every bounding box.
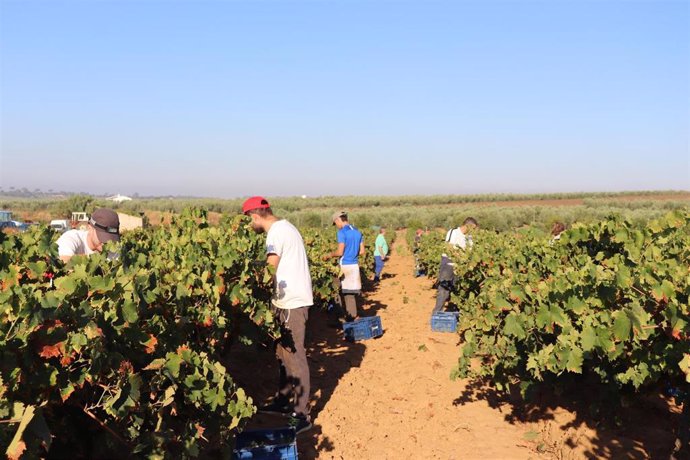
[227,232,680,459]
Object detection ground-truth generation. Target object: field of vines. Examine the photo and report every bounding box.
[0,209,382,459]
[4,204,687,457]
[415,211,690,446]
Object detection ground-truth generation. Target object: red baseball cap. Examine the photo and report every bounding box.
[242,196,271,214]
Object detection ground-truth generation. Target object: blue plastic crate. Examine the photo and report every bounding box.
[234,427,298,460]
[343,316,383,341]
[430,311,459,332]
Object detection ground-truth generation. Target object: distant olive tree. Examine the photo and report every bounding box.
[56,195,95,219]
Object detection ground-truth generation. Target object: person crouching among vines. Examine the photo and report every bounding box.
[432,217,478,315]
[242,196,314,434]
[56,208,120,262]
[550,221,566,244]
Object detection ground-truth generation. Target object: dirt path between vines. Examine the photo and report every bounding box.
[230,230,678,459]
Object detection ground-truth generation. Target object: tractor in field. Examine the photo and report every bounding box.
[0,210,30,232]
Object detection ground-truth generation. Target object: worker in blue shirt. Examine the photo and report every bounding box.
[325,211,364,320]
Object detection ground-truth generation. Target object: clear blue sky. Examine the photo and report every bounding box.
[1,0,688,197]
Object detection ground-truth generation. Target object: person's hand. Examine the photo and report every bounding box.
[322,254,331,261]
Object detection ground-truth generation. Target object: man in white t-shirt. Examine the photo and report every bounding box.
[433,217,478,314]
[242,196,314,435]
[56,208,120,262]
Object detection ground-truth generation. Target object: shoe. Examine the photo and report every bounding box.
[288,413,313,434]
[258,398,291,416]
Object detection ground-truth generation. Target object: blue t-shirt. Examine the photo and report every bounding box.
[337,224,363,265]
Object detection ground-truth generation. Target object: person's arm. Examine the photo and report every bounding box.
[376,240,385,259]
[265,230,283,269]
[265,252,280,288]
[267,253,280,268]
[325,229,345,260]
[359,242,365,256]
[59,255,72,263]
[325,243,345,260]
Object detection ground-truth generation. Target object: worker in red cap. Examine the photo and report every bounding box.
[56,208,120,262]
[242,196,314,434]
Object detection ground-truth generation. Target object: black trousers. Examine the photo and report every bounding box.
[433,256,455,313]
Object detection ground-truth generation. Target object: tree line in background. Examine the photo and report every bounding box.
[1,191,688,233]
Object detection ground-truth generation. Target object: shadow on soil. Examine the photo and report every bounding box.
[225,292,390,459]
[453,377,681,459]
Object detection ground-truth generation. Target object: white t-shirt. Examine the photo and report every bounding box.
[445,227,468,249]
[442,227,471,262]
[57,230,95,257]
[266,220,314,309]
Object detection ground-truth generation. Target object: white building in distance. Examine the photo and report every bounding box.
[106,194,133,203]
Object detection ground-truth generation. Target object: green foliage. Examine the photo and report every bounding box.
[301,228,342,306]
[3,191,687,231]
[0,212,274,458]
[413,230,446,279]
[55,195,96,219]
[0,208,384,458]
[418,212,690,400]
